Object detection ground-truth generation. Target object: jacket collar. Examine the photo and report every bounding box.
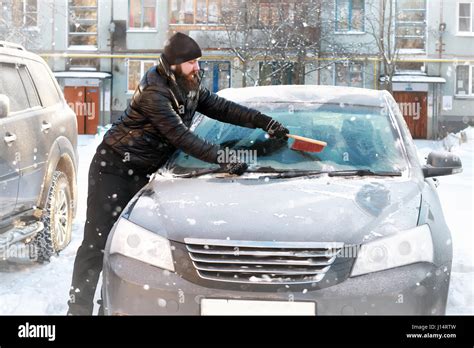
[157,56,187,103]
[157,56,177,85]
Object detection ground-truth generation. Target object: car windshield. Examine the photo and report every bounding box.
[167,100,408,175]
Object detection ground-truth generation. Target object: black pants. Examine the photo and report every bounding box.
[67,144,150,315]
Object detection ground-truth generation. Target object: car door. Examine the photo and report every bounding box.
[13,61,52,213]
[0,120,20,223]
[0,62,30,222]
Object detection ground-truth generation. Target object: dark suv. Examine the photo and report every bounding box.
[0,41,78,263]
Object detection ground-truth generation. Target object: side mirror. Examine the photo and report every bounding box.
[422,150,463,178]
[0,94,10,118]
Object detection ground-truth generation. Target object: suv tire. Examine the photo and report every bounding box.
[33,170,73,263]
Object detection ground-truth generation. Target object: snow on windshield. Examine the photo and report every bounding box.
[170,101,407,174]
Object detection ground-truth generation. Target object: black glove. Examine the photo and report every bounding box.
[265,119,290,140]
[254,113,289,140]
[220,161,248,175]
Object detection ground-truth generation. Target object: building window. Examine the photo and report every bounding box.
[67,58,99,71]
[458,2,474,33]
[256,1,295,27]
[335,0,364,32]
[129,0,156,29]
[396,61,425,73]
[334,62,364,87]
[199,61,231,92]
[170,0,193,24]
[456,65,474,96]
[12,0,38,27]
[170,0,231,25]
[259,62,303,86]
[395,0,426,51]
[68,0,98,49]
[128,60,156,92]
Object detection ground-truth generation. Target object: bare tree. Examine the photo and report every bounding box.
[0,0,41,49]
[218,0,263,87]
[206,0,325,87]
[365,0,400,93]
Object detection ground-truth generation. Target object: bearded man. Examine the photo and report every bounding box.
[66,32,289,315]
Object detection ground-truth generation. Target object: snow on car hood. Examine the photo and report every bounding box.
[127,174,422,245]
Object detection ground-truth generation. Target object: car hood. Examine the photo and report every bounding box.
[127,174,422,245]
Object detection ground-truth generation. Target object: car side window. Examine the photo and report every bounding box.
[18,66,41,108]
[27,60,62,107]
[0,63,30,113]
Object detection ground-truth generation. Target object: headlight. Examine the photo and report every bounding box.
[350,224,433,277]
[109,218,175,272]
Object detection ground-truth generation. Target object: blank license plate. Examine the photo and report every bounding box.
[201,299,316,315]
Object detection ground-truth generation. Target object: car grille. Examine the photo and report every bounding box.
[185,238,344,285]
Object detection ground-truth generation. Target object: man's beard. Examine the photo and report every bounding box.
[174,65,200,95]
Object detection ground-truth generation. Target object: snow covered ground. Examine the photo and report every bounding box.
[415,128,474,315]
[0,128,472,315]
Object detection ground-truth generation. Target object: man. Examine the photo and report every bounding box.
[66,32,289,315]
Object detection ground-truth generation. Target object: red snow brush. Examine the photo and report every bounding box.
[287,134,327,153]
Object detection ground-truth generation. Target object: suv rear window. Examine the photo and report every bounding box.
[27,60,62,107]
[18,65,41,108]
[0,63,30,113]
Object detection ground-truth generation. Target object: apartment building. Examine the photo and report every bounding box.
[426,0,474,137]
[1,0,472,138]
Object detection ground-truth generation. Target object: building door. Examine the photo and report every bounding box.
[64,86,100,134]
[199,61,231,93]
[393,92,428,139]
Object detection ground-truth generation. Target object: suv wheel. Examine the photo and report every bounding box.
[33,170,73,263]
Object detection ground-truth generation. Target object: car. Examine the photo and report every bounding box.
[102,85,461,315]
[0,41,78,263]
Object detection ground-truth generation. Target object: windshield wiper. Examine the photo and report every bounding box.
[172,167,227,178]
[172,168,402,179]
[177,166,285,178]
[327,169,402,177]
[256,170,327,179]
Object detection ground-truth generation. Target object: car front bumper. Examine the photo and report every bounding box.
[103,253,451,315]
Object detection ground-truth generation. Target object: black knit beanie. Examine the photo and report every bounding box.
[162,32,202,65]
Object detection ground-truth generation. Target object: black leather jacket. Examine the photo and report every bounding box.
[102,57,268,173]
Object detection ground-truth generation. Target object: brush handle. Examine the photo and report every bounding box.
[286,134,327,146]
